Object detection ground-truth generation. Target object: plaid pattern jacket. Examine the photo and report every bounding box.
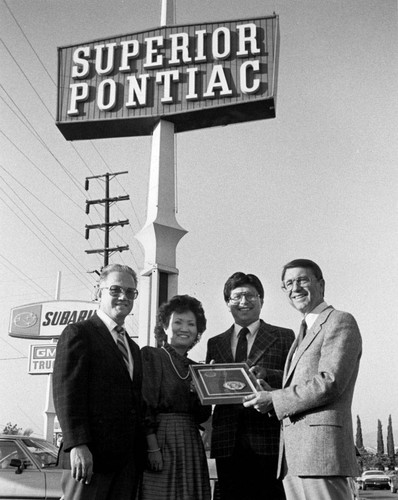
[53,314,144,472]
[206,320,294,458]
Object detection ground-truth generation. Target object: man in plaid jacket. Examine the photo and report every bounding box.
[206,272,294,500]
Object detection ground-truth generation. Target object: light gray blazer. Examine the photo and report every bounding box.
[272,306,362,477]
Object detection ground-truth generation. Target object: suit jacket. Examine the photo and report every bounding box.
[53,314,144,473]
[272,307,362,477]
[206,320,294,458]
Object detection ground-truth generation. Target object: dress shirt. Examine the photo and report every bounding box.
[97,309,134,378]
[303,301,329,329]
[231,320,260,359]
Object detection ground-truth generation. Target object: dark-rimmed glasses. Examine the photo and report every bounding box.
[229,292,260,304]
[281,276,312,292]
[101,285,138,300]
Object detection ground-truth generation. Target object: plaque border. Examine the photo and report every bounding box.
[189,362,258,405]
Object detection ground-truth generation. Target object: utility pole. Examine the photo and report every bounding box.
[85,171,130,269]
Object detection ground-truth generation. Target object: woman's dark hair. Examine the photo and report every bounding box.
[154,294,207,346]
[223,272,264,302]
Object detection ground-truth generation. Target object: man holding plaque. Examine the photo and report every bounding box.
[244,259,362,500]
[206,272,295,500]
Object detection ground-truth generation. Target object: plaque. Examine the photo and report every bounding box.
[189,363,258,405]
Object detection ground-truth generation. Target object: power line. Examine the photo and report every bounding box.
[0,37,54,118]
[0,164,82,237]
[0,172,94,276]
[1,7,144,271]
[0,187,94,291]
[0,162,104,258]
[0,85,92,200]
[2,0,56,85]
[0,127,83,211]
[0,252,52,298]
[0,87,108,236]
[0,336,27,358]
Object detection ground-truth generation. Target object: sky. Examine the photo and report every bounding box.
[0,0,397,447]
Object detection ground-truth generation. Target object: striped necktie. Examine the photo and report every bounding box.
[297,319,307,348]
[235,327,249,362]
[115,325,130,370]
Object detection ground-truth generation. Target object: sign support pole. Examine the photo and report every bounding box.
[135,0,186,347]
[43,271,61,442]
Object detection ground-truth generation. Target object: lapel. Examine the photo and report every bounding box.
[89,314,133,380]
[283,306,334,385]
[213,327,235,363]
[246,320,278,368]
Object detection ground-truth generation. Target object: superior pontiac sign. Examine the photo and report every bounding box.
[9,301,98,339]
[56,15,279,139]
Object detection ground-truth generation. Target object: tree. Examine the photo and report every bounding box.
[356,415,364,451]
[377,419,384,456]
[387,414,396,467]
[2,422,22,435]
[2,422,33,436]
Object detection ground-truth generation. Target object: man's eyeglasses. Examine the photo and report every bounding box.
[229,292,260,304]
[281,276,311,292]
[101,286,138,300]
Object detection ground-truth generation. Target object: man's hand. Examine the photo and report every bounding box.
[70,445,93,485]
[250,365,267,380]
[243,390,274,414]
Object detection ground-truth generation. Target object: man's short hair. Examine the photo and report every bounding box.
[99,264,137,287]
[223,272,264,302]
[281,259,323,282]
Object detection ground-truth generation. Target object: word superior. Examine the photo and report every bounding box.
[65,23,268,115]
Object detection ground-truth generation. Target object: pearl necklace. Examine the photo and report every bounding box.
[161,346,190,380]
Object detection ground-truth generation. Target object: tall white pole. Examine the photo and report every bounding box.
[161,0,175,26]
[43,271,61,441]
[135,0,186,347]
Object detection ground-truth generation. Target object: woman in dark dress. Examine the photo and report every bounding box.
[139,295,211,500]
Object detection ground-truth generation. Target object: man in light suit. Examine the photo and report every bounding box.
[244,259,362,500]
[53,264,144,500]
[206,272,295,500]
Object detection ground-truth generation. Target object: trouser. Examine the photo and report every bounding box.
[216,446,285,500]
[282,475,357,500]
[61,455,141,500]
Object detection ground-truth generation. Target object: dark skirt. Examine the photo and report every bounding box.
[140,413,211,500]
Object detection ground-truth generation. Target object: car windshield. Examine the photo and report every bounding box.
[365,471,385,476]
[22,438,58,468]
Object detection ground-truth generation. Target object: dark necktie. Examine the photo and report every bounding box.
[235,327,249,362]
[115,325,130,370]
[296,319,307,348]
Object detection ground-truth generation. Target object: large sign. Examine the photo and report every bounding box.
[56,15,279,140]
[28,344,57,374]
[9,301,98,339]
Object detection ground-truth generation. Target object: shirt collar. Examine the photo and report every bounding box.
[233,319,261,337]
[304,301,329,330]
[97,309,121,333]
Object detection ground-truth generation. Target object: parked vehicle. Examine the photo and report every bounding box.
[0,434,63,499]
[357,469,391,490]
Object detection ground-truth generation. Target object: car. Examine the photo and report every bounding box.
[0,434,63,499]
[357,469,391,490]
[387,470,398,494]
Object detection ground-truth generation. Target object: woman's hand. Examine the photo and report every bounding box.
[147,449,163,472]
